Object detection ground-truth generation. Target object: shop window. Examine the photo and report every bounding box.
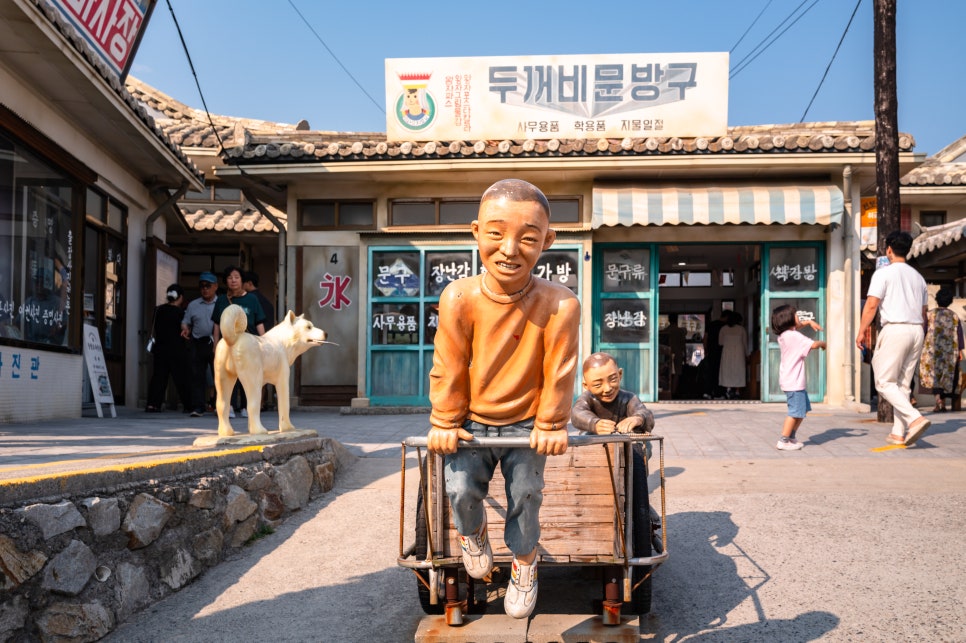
[368,245,581,404]
[0,132,76,348]
[183,183,243,203]
[920,210,946,228]
[300,200,374,230]
[389,197,581,226]
[767,247,819,292]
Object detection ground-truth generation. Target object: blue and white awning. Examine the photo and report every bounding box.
[592,185,844,228]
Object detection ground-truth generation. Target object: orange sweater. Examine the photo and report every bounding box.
[429,274,581,432]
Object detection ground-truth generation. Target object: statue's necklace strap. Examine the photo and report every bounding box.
[480,274,534,304]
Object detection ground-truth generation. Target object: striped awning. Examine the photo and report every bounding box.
[592,185,844,228]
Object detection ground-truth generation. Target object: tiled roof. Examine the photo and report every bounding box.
[121,82,916,166]
[900,133,966,186]
[181,205,286,234]
[29,0,203,182]
[221,121,915,165]
[909,218,966,259]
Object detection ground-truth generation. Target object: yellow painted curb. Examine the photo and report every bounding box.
[0,446,265,487]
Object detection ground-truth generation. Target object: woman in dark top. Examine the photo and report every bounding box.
[146,284,190,412]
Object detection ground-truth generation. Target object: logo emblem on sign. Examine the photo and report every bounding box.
[394,72,436,132]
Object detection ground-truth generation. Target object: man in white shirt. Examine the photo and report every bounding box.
[856,231,930,446]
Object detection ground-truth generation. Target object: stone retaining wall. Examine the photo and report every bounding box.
[0,437,354,642]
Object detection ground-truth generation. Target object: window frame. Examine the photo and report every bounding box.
[299,199,376,231]
[388,196,583,227]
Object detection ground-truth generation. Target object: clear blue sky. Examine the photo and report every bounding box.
[130,0,964,158]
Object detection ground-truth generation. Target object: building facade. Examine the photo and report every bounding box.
[0,1,203,422]
[194,121,921,409]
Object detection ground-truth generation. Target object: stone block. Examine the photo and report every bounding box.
[257,491,285,522]
[20,500,85,539]
[189,488,216,509]
[123,493,174,549]
[0,534,47,588]
[80,497,121,537]
[315,461,335,492]
[224,485,257,524]
[114,562,151,623]
[229,515,258,548]
[275,456,312,510]
[36,601,114,642]
[245,471,273,491]
[192,527,224,566]
[41,540,96,595]
[0,595,28,640]
[160,547,200,590]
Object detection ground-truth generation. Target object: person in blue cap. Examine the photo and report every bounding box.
[180,272,219,416]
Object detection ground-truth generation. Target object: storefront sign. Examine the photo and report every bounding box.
[385,53,728,142]
[49,0,154,79]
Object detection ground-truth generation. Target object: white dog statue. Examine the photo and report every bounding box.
[214,304,329,436]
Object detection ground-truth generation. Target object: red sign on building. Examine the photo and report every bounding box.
[50,0,155,79]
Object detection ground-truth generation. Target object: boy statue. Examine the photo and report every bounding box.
[427,178,581,619]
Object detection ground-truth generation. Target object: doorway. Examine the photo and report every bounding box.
[657,244,761,401]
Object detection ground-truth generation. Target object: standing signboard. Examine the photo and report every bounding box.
[83,323,116,417]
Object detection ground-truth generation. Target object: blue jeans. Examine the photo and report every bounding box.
[443,419,546,556]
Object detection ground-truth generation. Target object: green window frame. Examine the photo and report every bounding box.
[760,242,826,402]
[367,244,582,406]
[592,243,658,402]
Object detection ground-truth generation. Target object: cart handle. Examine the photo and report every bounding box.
[402,433,663,449]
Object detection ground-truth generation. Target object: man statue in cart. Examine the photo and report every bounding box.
[426,178,581,619]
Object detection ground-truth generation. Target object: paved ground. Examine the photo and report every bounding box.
[4,402,966,641]
[2,402,965,483]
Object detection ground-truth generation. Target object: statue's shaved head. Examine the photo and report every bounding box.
[480,179,551,220]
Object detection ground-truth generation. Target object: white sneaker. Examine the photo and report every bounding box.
[241,408,248,418]
[776,439,803,451]
[457,515,493,580]
[504,557,538,619]
[229,407,236,419]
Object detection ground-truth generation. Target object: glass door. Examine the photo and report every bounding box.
[593,244,658,401]
[761,243,826,402]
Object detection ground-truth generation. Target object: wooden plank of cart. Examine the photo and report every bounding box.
[397,432,668,627]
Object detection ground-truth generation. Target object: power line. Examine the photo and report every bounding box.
[286,0,385,116]
[163,0,228,155]
[730,0,820,79]
[731,0,775,54]
[800,0,863,122]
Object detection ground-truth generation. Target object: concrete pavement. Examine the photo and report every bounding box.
[2,402,965,484]
[5,402,964,642]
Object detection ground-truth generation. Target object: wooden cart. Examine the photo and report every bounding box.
[397,433,668,625]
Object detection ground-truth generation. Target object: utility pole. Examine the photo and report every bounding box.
[873,0,899,423]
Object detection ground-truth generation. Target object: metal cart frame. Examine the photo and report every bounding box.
[397,433,668,625]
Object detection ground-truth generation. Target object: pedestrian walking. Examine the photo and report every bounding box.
[856,231,931,446]
[146,284,189,412]
[918,286,964,412]
[771,305,826,450]
[180,272,219,417]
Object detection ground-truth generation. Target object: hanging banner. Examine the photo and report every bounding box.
[385,52,729,142]
[860,197,877,250]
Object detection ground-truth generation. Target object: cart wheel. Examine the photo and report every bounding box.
[414,485,444,615]
[629,444,653,615]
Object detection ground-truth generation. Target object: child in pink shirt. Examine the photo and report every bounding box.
[772,304,826,451]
